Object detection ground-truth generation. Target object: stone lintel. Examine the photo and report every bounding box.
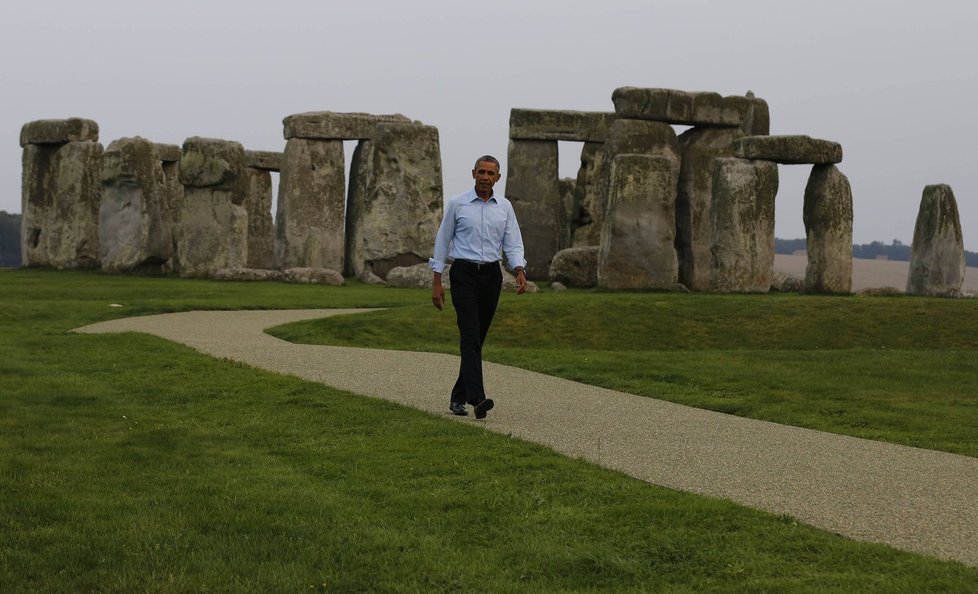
[20,118,100,147]
[509,109,617,142]
[734,135,842,165]
[244,150,284,171]
[612,87,752,127]
[283,111,414,140]
[155,143,183,163]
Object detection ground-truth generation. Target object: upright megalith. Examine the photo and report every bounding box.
[570,142,607,247]
[242,150,280,270]
[907,184,965,297]
[505,139,561,278]
[98,137,169,273]
[803,165,853,293]
[345,122,443,279]
[676,126,745,290]
[20,118,103,269]
[598,154,678,289]
[277,111,412,272]
[157,144,184,273]
[710,158,779,292]
[176,137,249,278]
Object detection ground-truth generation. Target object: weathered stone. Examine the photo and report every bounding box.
[276,138,346,270]
[244,150,283,171]
[212,267,284,282]
[345,122,443,279]
[283,111,412,140]
[549,246,599,287]
[155,143,182,163]
[770,271,805,293]
[906,184,965,297]
[176,138,249,277]
[178,137,247,192]
[282,267,345,285]
[858,286,903,297]
[612,87,751,127]
[20,118,99,147]
[505,139,563,279]
[509,109,617,142]
[160,161,184,273]
[21,140,103,269]
[734,135,842,165]
[742,92,771,136]
[803,165,853,294]
[386,262,439,289]
[570,142,606,247]
[502,266,539,293]
[602,119,680,221]
[551,281,567,292]
[98,137,169,274]
[676,126,745,290]
[598,155,678,290]
[243,168,275,270]
[710,158,779,292]
[357,268,387,286]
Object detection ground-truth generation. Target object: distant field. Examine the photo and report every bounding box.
[775,254,978,292]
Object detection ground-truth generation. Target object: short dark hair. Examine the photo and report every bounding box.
[473,155,500,170]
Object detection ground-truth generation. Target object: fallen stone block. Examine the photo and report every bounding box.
[282,267,345,286]
[549,246,598,287]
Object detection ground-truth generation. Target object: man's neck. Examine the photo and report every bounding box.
[475,188,493,202]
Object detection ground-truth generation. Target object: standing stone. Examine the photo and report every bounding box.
[710,158,779,292]
[602,119,680,202]
[276,139,346,270]
[598,154,678,289]
[99,137,169,273]
[21,120,104,269]
[345,122,443,279]
[907,184,965,297]
[803,164,853,293]
[505,139,561,278]
[570,142,607,247]
[243,168,275,270]
[176,137,249,278]
[677,126,745,290]
[158,148,184,274]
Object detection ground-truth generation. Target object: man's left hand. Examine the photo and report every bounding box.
[516,270,527,295]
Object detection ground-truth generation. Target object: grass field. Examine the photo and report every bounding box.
[2,269,977,592]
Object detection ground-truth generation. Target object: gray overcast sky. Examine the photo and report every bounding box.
[2,0,976,247]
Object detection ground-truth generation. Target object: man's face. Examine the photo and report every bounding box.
[472,160,501,195]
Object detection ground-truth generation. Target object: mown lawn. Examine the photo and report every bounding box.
[2,269,976,592]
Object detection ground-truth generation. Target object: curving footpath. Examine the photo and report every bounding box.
[75,309,978,568]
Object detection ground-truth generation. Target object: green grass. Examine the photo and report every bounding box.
[272,291,978,457]
[2,268,977,592]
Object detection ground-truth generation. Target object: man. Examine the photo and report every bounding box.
[430,155,528,419]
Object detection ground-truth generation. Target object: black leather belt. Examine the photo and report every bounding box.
[453,259,499,271]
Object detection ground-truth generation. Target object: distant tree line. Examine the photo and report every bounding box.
[0,212,22,267]
[776,237,978,267]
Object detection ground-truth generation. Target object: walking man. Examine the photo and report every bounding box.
[430,155,528,419]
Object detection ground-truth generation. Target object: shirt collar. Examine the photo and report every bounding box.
[469,188,497,203]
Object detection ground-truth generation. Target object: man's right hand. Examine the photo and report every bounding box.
[432,274,444,310]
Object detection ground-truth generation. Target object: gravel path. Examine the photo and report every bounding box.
[76,309,978,567]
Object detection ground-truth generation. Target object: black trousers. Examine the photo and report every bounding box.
[448,260,502,405]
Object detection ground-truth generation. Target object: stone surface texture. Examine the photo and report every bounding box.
[601,119,680,220]
[176,137,249,278]
[21,139,104,269]
[160,161,184,273]
[276,138,346,270]
[98,137,170,273]
[710,158,779,292]
[282,267,345,285]
[505,139,563,279]
[509,109,617,142]
[906,184,965,297]
[20,117,99,147]
[549,246,599,287]
[803,164,853,294]
[212,267,284,282]
[612,87,751,127]
[283,111,411,140]
[570,142,606,247]
[155,143,182,163]
[598,154,679,289]
[243,168,275,270]
[345,122,443,279]
[676,126,745,290]
[244,150,283,171]
[386,262,440,289]
[734,135,842,164]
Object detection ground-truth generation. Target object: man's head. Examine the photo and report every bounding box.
[472,155,501,198]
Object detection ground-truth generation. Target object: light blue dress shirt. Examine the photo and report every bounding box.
[429,188,527,274]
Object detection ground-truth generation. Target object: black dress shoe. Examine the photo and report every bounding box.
[474,398,494,419]
[449,402,468,416]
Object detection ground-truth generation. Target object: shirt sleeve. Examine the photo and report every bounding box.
[429,199,456,274]
[501,202,527,271]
